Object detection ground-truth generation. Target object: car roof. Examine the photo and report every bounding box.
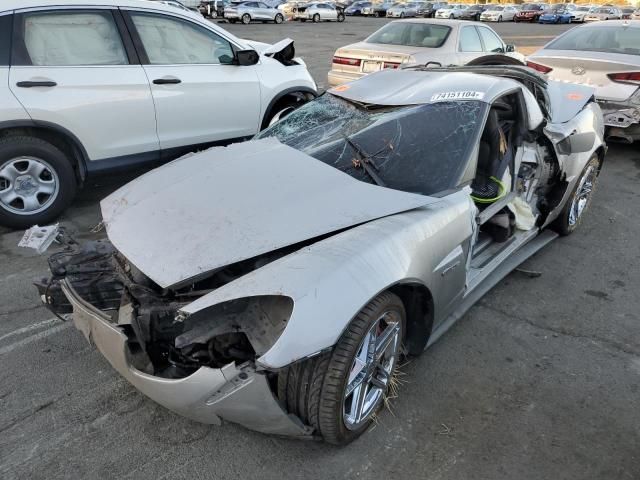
[0,0,180,14]
[329,69,520,107]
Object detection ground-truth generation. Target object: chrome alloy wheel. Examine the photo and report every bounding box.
[343,311,402,430]
[0,157,60,215]
[568,164,597,227]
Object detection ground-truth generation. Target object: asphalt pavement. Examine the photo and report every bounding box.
[1,17,639,480]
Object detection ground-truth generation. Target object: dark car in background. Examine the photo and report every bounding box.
[459,4,485,20]
[345,1,371,15]
[514,3,544,22]
[199,0,231,17]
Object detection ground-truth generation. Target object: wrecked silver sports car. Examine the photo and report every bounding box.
[38,66,605,445]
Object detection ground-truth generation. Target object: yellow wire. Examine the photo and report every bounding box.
[471,176,507,204]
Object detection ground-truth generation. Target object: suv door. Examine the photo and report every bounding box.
[9,8,159,164]
[124,9,261,151]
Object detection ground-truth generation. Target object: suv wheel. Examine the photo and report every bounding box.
[241,13,251,24]
[275,13,284,23]
[0,136,77,229]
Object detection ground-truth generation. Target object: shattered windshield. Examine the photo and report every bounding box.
[256,94,486,196]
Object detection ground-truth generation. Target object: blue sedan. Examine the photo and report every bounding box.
[539,7,572,23]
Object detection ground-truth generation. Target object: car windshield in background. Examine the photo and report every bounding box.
[593,8,611,14]
[491,6,504,11]
[366,22,451,48]
[521,4,540,9]
[576,6,590,11]
[256,94,486,196]
[547,25,640,55]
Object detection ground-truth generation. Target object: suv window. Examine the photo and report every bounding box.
[0,15,11,66]
[130,12,234,65]
[17,10,128,66]
[459,26,482,52]
[478,27,503,53]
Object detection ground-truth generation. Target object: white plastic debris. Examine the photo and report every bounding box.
[18,224,59,254]
[508,197,537,231]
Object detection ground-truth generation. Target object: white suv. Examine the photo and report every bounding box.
[0,0,316,228]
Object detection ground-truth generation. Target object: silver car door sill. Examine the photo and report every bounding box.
[426,229,558,349]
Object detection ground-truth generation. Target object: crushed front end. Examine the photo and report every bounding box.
[36,240,312,437]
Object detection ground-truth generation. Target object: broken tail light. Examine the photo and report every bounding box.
[608,72,640,86]
[526,61,553,74]
[383,62,400,69]
[332,56,362,67]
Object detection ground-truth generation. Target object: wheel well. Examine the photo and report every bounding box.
[466,55,525,67]
[389,283,434,355]
[594,145,606,174]
[0,126,86,184]
[261,89,316,130]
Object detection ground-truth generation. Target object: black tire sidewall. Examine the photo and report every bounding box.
[242,13,251,23]
[0,137,77,229]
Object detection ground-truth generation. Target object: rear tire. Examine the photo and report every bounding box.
[277,292,406,445]
[0,136,77,230]
[274,13,283,23]
[552,155,600,236]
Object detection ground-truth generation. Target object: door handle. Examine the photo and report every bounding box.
[153,78,182,85]
[16,81,57,88]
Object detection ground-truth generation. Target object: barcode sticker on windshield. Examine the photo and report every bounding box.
[430,91,485,102]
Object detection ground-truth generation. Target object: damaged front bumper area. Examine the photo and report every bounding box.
[37,242,311,437]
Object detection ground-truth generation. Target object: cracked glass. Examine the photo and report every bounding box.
[257,94,487,196]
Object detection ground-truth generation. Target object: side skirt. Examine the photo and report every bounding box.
[425,229,558,349]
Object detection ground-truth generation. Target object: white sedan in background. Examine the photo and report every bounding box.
[434,4,466,19]
[480,5,518,22]
[328,19,524,86]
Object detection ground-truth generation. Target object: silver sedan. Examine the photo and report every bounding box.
[527,20,640,142]
[328,19,524,87]
[224,1,284,23]
[40,65,605,445]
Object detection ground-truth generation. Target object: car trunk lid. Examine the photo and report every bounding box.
[531,50,640,101]
[333,42,415,76]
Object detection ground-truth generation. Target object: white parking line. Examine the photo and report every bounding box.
[0,321,72,356]
[0,317,64,342]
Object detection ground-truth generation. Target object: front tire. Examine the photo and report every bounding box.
[312,13,320,22]
[0,136,77,229]
[498,15,502,22]
[552,155,600,236]
[241,13,251,24]
[277,292,406,445]
[337,13,345,22]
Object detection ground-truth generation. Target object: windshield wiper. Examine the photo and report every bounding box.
[340,133,387,188]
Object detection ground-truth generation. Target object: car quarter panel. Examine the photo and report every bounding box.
[180,189,475,370]
[542,101,605,227]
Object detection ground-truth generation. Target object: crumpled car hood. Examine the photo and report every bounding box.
[101,138,436,288]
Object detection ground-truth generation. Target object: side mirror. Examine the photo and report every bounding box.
[235,49,259,66]
[558,131,596,154]
[505,44,515,53]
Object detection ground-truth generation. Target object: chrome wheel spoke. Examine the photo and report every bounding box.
[374,322,399,363]
[21,194,42,211]
[0,163,20,182]
[37,180,56,195]
[350,382,369,424]
[26,159,47,179]
[0,189,18,205]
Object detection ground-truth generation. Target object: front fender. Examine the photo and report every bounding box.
[180,190,474,369]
